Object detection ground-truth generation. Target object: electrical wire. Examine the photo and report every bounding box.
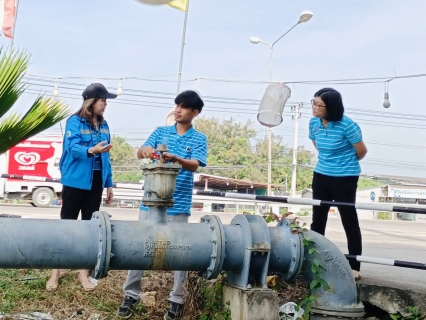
[22,83,426,123]
[20,74,426,174]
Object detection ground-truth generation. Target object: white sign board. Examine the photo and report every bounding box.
[388,188,426,199]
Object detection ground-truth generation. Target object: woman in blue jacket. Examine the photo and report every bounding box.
[46,83,116,291]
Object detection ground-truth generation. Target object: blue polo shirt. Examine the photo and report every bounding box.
[139,124,208,215]
[90,125,102,170]
[309,115,362,177]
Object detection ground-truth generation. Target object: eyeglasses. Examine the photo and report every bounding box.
[311,99,326,109]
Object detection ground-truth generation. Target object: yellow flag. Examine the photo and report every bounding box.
[166,0,187,12]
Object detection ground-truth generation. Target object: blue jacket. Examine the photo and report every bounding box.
[59,115,113,190]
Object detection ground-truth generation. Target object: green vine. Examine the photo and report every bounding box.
[296,234,330,319]
[263,212,331,320]
[390,306,426,320]
[288,218,330,319]
[199,272,232,320]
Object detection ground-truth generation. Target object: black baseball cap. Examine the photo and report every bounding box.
[82,83,117,100]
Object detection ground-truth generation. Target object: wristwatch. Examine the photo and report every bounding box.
[87,148,95,157]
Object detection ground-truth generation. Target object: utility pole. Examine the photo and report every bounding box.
[291,104,301,197]
[267,128,272,195]
[176,0,190,95]
[266,45,273,196]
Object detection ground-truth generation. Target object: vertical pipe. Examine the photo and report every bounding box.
[147,206,167,223]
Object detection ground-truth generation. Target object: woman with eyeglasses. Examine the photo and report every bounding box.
[309,88,367,281]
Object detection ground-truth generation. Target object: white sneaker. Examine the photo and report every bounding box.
[352,270,361,281]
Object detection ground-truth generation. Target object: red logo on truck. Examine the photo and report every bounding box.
[8,140,62,180]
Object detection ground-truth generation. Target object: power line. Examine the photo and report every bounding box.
[26,71,426,85]
[23,77,304,106]
[181,72,426,85]
[22,82,426,121]
[23,76,426,121]
[299,115,426,130]
[22,75,426,115]
[22,90,262,115]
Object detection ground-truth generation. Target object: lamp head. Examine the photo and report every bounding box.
[298,11,313,23]
[250,37,261,44]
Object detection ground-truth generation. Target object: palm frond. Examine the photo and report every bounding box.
[0,48,30,119]
[0,96,70,154]
[0,47,71,155]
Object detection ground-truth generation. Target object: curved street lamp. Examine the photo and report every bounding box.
[250,11,313,196]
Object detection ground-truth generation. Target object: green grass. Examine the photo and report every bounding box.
[0,269,50,313]
[0,269,172,319]
[0,269,308,320]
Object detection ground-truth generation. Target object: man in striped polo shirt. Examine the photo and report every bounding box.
[117,90,207,320]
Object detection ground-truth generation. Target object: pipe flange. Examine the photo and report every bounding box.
[141,162,182,171]
[278,219,304,282]
[143,192,175,207]
[311,304,365,319]
[199,215,225,279]
[91,211,112,279]
[143,201,175,207]
[226,214,253,288]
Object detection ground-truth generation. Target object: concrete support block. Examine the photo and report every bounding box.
[358,283,426,316]
[223,284,279,320]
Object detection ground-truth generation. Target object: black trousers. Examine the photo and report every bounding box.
[310,172,362,271]
[60,170,104,221]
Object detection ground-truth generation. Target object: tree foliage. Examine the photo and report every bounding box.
[358,177,382,189]
[109,136,141,183]
[194,117,315,191]
[110,117,316,190]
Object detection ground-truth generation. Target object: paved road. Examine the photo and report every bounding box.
[304,216,426,292]
[1,204,425,292]
[0,204,236,224]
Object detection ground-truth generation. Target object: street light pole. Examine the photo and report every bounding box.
[267,45,273,195]
[250,10,313,196]
[291,104,301,197]
[176,0,190,95]
[165,0,190,126]
[269,46,273,80]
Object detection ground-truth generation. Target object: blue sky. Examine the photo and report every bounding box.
[6,0,426,178]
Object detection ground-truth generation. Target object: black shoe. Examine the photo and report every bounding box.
[117,296,140,318]
[164,301,184,320]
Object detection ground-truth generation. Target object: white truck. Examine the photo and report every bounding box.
[0,134,63,207]
[0,134,146,207]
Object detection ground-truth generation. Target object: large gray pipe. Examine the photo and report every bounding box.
[301,230,364,319]
[0,211,363,318]
[0,212,111,276]
[0,218,99,270]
